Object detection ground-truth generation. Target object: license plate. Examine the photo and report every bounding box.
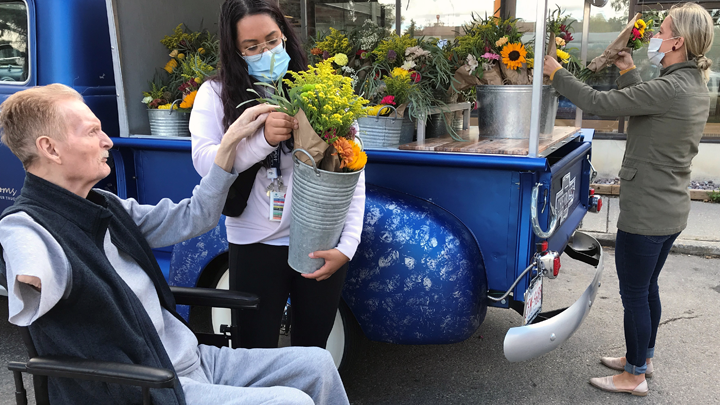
[523,276,543,325]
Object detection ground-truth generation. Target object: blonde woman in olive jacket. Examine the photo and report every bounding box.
[543,3,714,397]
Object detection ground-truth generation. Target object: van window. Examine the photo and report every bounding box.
[0,1,28,84]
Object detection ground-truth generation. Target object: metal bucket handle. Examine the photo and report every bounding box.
[531,182,558,239]
[374,105,398,122]
[293,149,320,177]
[169,99,182,115]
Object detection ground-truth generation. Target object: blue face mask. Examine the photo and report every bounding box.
[243,47,291,83]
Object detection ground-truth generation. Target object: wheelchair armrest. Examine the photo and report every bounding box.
[9,356,176,389]
[170,286,259,310]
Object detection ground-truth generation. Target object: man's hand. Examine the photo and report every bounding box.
[614,51,634,71]
[17,275,41,292]
[543,55,563,78]
[301,249,349,281]
[264,112,298,146]
[214,103,277,172]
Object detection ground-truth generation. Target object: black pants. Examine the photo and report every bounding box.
[228,242,347,349]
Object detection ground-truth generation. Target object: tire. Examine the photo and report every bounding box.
[205,269,362,372]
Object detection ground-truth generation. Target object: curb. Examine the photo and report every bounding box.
[583,231,720,257]
[591,184,719,202]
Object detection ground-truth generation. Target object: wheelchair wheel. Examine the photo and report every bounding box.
[209,269,361,372]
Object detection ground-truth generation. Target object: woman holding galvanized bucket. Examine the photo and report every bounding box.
[544,3,713,396]
[190,0,365,350]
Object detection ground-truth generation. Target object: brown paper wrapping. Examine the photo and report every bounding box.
[499,62,530,85]
[293,109,332,168]
[587,13,642,73]
[450,66,483,92]
[479,64,504,85]
[544,32,558,85]
[395,102,409,118]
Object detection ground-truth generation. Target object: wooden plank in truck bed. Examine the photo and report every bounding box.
[398,126,581,155]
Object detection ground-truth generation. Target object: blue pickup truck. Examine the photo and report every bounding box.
[0,0,604,370]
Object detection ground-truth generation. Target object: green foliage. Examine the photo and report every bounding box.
[456,13,523,62]
[372,34,419,68]
[709,190,720,203]
[316,27,352,57]
[161,24,203,51]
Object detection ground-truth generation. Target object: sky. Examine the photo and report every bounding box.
[376,0,626,31]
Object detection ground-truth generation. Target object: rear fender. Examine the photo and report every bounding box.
[345,184,488,344]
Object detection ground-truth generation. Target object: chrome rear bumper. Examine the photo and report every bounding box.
[503,231,604,362]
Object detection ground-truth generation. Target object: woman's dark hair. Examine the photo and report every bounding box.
[216,0,307,132]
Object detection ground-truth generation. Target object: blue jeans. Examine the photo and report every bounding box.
[615,230,680,375]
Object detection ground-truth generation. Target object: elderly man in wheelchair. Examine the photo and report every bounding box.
[0,84,350,405]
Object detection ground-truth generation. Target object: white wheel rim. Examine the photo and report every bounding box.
[211,270,231,334]
[325,309,345,369]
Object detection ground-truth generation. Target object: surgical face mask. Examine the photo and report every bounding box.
[242,43,290,83]
[647,37,678,67]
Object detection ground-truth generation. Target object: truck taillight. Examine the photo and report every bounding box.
[589,195,602,213]
[589,188,595,196]
[538,251,561,279]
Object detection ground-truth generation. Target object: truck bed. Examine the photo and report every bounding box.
[399,126,581,156]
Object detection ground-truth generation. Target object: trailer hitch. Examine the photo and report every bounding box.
[531,183,558,239]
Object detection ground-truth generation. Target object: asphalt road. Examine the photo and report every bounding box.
[1,249,719,404]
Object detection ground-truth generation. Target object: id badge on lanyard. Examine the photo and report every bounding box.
[265,150,286,222]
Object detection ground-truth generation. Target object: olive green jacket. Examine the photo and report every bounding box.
[553,62,709,235]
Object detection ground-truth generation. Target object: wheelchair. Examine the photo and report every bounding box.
[1,269,258,405]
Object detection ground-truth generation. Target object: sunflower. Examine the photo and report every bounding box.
[501,42,527,70]
[556,49,570,64]
[635,19,646,36]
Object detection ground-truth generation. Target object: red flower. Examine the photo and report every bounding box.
[356,49,366,56]
[410,71,421,83]
[632,28,642,40]
[380,95,396,105]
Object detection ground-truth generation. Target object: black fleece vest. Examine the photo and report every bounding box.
[0,173,186,405]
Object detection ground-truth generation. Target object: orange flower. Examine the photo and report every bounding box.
[179,90,197,109]
[311,47,323,56]
[346,144,367,171]
[332,137,354,169]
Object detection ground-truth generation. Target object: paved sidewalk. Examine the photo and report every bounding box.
[580,196,720,256]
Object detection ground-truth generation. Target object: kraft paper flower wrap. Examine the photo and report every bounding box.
[586,13,642,73]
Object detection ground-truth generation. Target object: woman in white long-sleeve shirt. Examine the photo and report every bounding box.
[191,0,366,350]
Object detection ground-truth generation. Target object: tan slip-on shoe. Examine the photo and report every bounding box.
[600,357,653,378]
[589,376,648,396]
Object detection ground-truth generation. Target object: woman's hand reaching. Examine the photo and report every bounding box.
[614,51,634,71]
[543,55,563,78]
[214,103,277,172]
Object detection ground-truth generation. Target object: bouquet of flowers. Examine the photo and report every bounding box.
[142,24,218,111]
[453,14,531,88]
[245,57,369,172]
[545,7,582,82]
[583,13,651,76]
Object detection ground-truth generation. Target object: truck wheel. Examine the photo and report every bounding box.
[208,269,361,372]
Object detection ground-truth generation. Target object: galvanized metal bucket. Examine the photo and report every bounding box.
[357,105,403,148]
[475,85,558,138]
[425,112,462,138]
[147,100,191,137]
[399,116,415,144]
[288,149,363,274]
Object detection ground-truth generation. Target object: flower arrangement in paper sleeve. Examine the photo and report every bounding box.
[142,24,218,111]
[451,14,532,89]
[242,57,369,172]
[545,7,583,79]
[579,13,653,80]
